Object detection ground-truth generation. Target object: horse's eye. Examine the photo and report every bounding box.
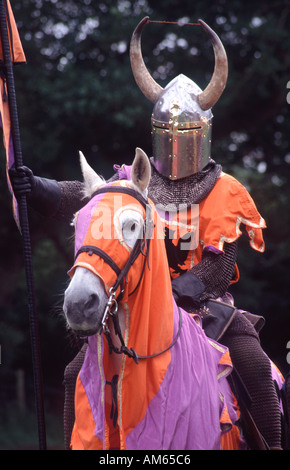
[118,211,143,246]
[122,220,136,233]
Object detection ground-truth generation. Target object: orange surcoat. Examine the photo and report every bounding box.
[159,172,266,282]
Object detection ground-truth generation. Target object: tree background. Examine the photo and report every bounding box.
[0,0,289,449]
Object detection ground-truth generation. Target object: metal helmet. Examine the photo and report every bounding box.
[130,17,228,180]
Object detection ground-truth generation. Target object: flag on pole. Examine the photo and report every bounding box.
[0,1,46,449]
[0,0,25,229]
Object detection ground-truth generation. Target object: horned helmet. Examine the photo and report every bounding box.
[130,17,228,180]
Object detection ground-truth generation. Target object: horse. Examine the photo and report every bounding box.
[62,148,250,450]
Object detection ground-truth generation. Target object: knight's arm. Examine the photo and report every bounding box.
[190,241,238,301]
[9,166,117,222]
[171,241,238,310]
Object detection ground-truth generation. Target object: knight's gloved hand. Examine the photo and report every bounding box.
[171,271,205,310]
[9,165,34,197]
[9,165,61,217]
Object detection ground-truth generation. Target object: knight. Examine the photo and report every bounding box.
[9,17,283,449]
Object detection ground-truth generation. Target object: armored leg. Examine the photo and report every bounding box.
[222,314,282,449]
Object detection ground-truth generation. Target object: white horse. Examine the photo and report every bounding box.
[63,148,246,450]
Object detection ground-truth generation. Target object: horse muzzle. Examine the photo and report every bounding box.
[63,266,108,336]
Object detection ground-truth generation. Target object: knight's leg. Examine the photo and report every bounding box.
[222,317,282,449]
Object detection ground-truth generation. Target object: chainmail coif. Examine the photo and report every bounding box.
[148,158,222,207]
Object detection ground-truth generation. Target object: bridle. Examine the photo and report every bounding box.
[74,185,183,364]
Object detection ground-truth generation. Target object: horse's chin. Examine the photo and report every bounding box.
[69,322,103,338]
[72,328,100,337]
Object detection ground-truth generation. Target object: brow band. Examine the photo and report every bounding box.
[75,245,121,277]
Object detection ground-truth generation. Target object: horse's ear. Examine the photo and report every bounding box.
[131,147,151,193]
[79,151,104,197]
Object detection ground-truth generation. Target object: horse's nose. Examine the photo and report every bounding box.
[83,293,100,318]
[63,266,108,333]
[64,289,99,321]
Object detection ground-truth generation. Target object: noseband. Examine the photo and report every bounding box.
[74,185,182,364]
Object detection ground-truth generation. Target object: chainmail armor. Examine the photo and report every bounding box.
[56,180,89,223]
[191,241,238,301]
[56,174,120,222]
[148,158,222,207]
[221,330,282,448]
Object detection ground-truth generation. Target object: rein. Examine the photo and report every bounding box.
[104,300,183,364]
[75,186,183,364]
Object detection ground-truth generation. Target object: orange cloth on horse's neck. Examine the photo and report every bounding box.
[72,182,174,449]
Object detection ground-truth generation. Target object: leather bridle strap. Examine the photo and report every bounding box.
[76,245,121,278]
[75,238,145,303]
[91,186,149,211]
[105,305,183,364]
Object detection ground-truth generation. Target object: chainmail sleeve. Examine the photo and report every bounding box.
[190,240,238,301]
[54,173,119,222]
[55,181,89,222]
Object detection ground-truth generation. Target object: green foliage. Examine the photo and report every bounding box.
[0,404,64,449]
[0,0,289,448]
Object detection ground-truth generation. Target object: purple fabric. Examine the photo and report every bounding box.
[203,244,224,255]
[79,300,242,450]
[113,164,132,181]
[73,188,112,258]
[126,302,238,450]
[79,335,105,443]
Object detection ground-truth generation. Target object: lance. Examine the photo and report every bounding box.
[0,0,46,449]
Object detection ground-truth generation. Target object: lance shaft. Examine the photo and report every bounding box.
[0,0,46,450]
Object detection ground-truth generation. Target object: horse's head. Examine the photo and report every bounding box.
[63,148,152,336]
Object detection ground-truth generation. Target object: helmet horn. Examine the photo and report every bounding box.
[129,16,163,104]
[129,17,228,110]
[197,19,228,110]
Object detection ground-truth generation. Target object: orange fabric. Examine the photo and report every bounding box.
[208,340,242,448]
[71,374,103,450]
[220,425,243,450]
[72,183,174,449]
[271,361,285,383]
[218,360,242,450]
[198,172,266,252]
[164,172,266,281]
[220,400,232,429]
[218,348,233,372]
[0,78,11,160]
[0,0,26,63]
[0,0,26,229]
